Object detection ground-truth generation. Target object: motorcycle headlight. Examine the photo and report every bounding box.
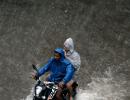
[36,86,42,96]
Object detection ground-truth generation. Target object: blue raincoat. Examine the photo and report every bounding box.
[37,48,74,84]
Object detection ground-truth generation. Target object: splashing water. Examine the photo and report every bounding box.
[76,78,127,100]
[76,68,128,100]
[23,68,129,100]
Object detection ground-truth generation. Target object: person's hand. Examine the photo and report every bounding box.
[47,95,52,100]
[58,81,65,88]
[31,72,38,80]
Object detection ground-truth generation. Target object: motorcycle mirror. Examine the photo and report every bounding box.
[32,64,38,72]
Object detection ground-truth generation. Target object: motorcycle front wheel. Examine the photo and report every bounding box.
[33,96,43,100]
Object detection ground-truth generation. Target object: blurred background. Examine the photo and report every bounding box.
[0,0,130,100]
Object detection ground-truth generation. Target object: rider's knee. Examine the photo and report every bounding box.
[66,80,74,89]
[56,92,62,100]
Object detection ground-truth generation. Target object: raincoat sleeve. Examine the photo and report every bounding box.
[67,52,81,71]
[37,58,52,77]
[71,53,81,71]
[62,64,74,84]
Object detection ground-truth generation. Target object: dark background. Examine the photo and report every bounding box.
[0,0,130,100]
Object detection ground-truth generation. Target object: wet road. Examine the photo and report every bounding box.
[0,0,130,100]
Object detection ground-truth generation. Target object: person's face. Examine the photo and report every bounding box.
[54,53,61,60]
[64,46,70,53]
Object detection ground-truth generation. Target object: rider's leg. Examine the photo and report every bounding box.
[55,87,63,100]
[66,80,74,100]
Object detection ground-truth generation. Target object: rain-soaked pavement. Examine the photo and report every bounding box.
[0,0,130,100]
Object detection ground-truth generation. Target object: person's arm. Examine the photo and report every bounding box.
[37,58,52,77]
[72,56,81,71]
[62,64,74,84]
[68,52,81,71]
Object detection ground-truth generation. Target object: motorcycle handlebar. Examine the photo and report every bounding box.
[43,81,55,85]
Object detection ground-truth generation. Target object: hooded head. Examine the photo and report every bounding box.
[54,48,65,60]
[64,38,74,54]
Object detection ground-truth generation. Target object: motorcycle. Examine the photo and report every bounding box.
[32,64,78,100]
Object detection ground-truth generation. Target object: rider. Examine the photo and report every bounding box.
[32,48,74,100]
[64,37,81,100]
